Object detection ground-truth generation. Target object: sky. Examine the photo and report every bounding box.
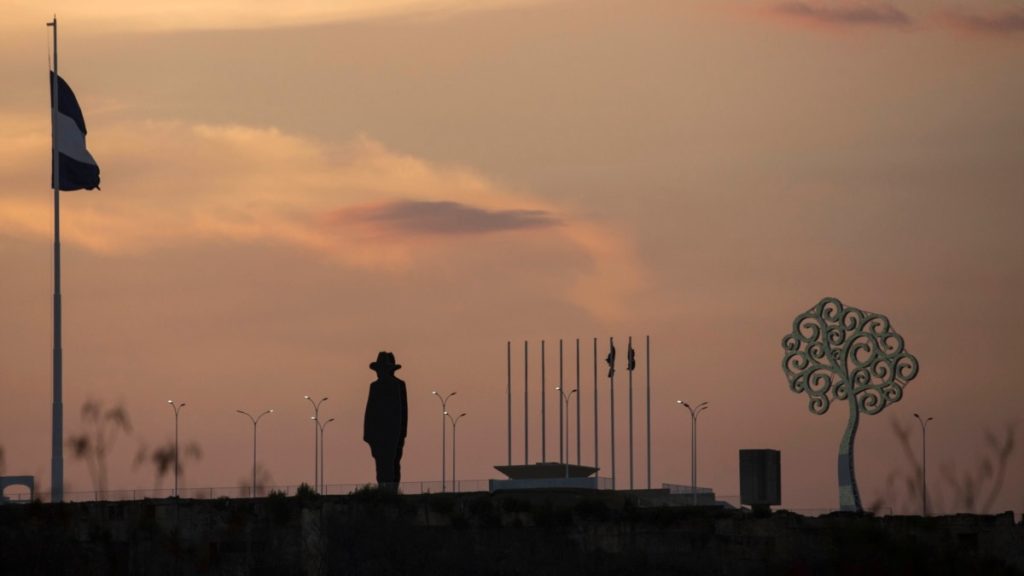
[1,0,1023,514]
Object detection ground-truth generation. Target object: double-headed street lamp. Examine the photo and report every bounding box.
[432,391,456,492]
[304,396,328,492]
[676,400,708,505]
[167,400,186,497]
[312,416,335,493]
[445,411,467,492]
[556,386,577,478]
[237,409,273,497]
[913,413,934,516]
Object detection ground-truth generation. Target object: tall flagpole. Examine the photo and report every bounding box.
[523,341,528,465]
[593,338,598,472]
[628,336,634,490]
[506,341,511,466]
[575,338,580,466]
[609,337,616,490]
[541,340,546,462]
[646,335,651,490]
[47,16,64,504]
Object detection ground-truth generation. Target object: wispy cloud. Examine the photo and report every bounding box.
[940,8,1024,35]
[0,118,642,321]
[5,0,549,32]
[773,2,912,28]
[329,200,559,236]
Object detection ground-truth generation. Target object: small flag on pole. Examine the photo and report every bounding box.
[605,342,616,378]
[627,342,636,372]
[51,72,100,190]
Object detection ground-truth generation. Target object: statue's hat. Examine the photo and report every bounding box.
[370,351,402,371]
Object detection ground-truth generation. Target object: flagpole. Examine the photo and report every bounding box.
[628,336,634,490]
[609,337,615,490]
[541,340,546,462]
[506,341,511,466]
[646,335,651,490]
[593,337,598,472]
[47,16,64,504]
[575,338,580,466]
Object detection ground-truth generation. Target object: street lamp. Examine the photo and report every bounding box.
[556,386,577,478]
[167,400,186,498]
[676,400,708,505]
[313,416,335,494]
[913,413,934,516]
[432,390,456,492]
[237,409,273,497]
[304,395,328,492]
[446,411,466,492]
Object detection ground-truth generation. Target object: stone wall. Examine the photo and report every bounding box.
[0,489,1021,575]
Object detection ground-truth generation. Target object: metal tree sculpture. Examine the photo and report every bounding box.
[782,297,919,512]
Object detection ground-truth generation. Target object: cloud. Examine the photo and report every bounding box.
[773,2,912,28]
[4,0,550,32]
[328,200,559,236]
[940,8,1024,35]
[0,118,642,321]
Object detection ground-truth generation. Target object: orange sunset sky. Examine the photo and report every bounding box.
[1,0,1022,514]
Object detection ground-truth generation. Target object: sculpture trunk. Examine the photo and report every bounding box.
[838,397,862,512]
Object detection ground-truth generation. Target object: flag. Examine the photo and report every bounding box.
[627,343,636,372]
[51,72,100,190]
[605,341,616,378]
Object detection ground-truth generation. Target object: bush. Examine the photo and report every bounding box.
[295,483,318,500]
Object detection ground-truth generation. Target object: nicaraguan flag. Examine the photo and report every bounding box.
[51,72,100,190]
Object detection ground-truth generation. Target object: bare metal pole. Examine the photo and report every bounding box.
[541,340,546,462]
[646,335,651,490]
[506,341,511,466]
[558,340,564,463]
[523,341,529,465]
[593,338,598,471]
[47,16,64,504]
[576,339,581,466]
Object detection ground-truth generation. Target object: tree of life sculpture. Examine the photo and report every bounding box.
[782,297,919,512]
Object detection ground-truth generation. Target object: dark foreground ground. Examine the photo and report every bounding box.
[1,489,1021,575]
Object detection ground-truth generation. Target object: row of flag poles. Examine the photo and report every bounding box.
[45,20,660,499]
[505,336,652,490]
[48,17,102,503]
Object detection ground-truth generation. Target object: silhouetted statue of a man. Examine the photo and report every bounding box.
[363,351,408,491]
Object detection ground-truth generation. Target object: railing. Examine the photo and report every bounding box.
[1,482,892,517]
[5,479,495,504]
[662,483,715,495]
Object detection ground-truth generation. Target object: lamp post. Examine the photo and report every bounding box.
[676,400,708,505]
[313,417,335,494]
[432,391,456,492]
[304,396,328,492]
[556,387,577,478]
[237,409,273,497]
[446,411,466,492]
[167,400,185,497]
[913,413,934,516]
